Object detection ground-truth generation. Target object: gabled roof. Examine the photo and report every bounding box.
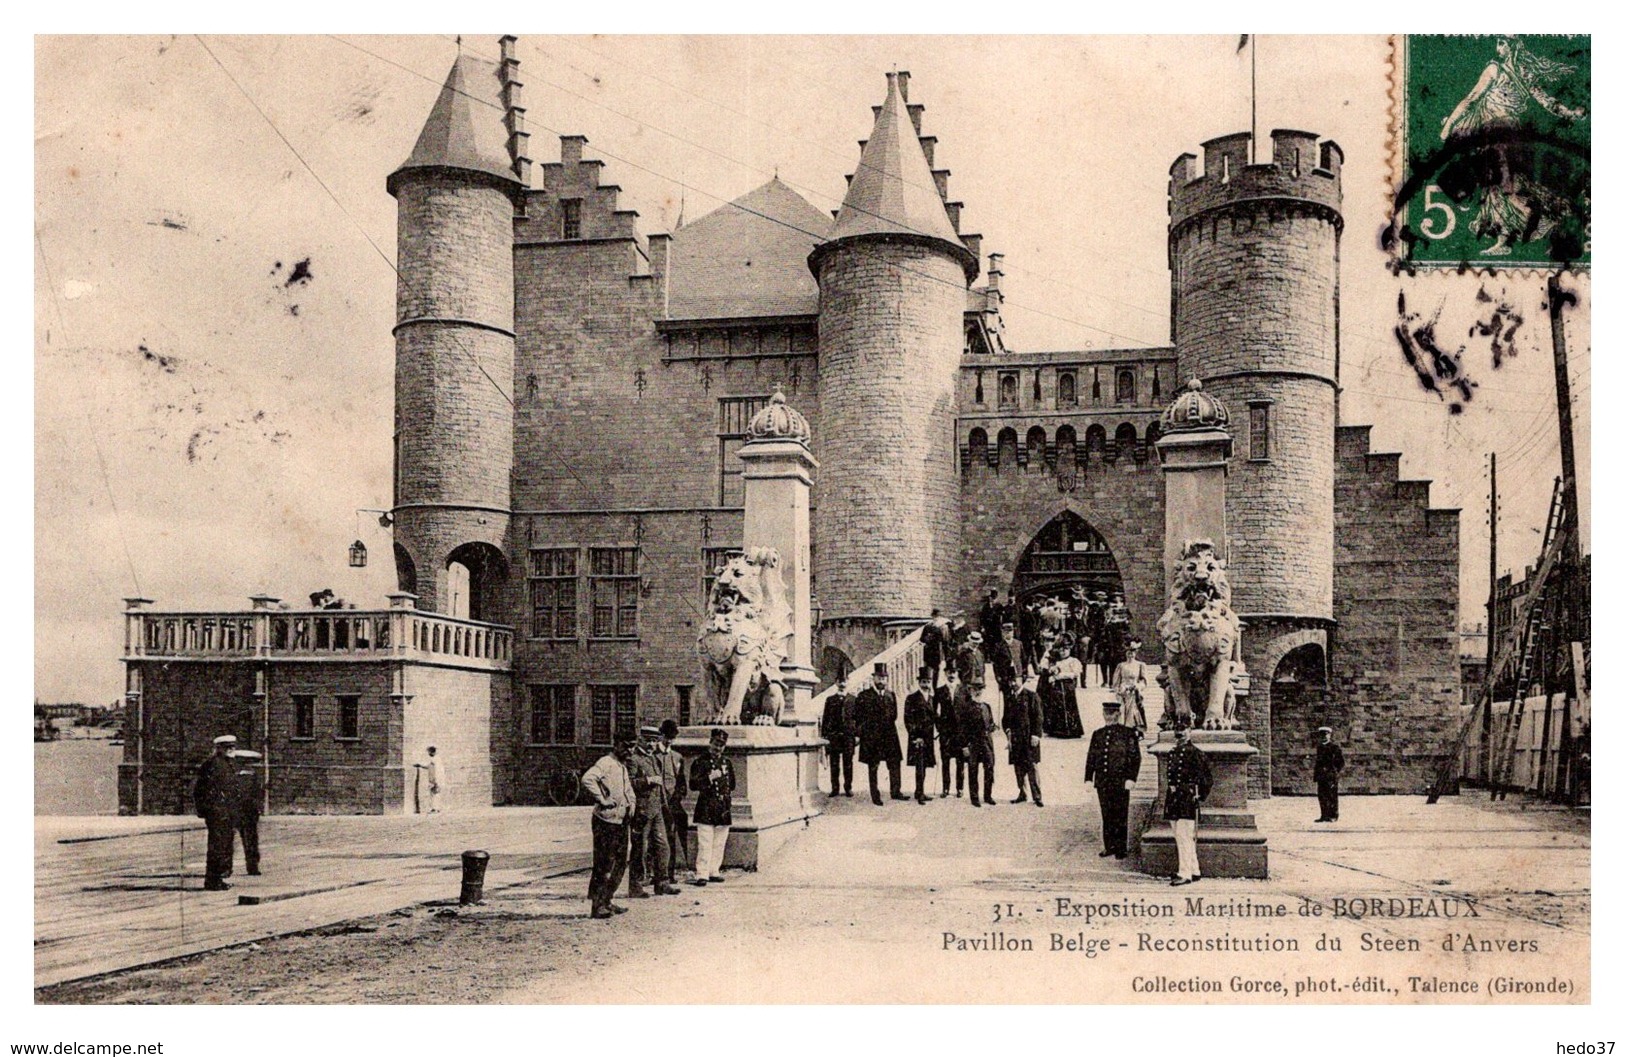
[665,179,834,321]
[390,53,517,190]
[829,73,965,248]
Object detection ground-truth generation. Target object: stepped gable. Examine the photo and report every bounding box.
[665,178,833,320]
[821,72,975,277]
[390,53,519,191]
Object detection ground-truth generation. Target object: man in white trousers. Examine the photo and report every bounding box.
[687,729,736,886]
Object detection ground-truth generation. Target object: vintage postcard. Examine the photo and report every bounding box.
[31,32,1590,1037]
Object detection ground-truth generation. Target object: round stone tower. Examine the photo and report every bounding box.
[1168,129,1343,625]
[387,47,527,620]
[809,73,977,650]
[1168,130,1343,792]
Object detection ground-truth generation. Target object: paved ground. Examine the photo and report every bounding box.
[36,727,1588,1004]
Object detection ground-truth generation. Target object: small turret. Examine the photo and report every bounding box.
[388,41,520,621]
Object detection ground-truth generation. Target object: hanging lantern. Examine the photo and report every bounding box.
[349,539,368,568]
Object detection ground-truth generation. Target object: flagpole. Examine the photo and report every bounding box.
[1251,35,1258,163]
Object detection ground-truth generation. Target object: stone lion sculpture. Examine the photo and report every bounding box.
[696,547,791,725]
[1156,539,1242,730]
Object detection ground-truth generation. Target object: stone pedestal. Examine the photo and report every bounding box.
[673,724,824,869]
[738,425,819,723]
[1139,731,1269,878]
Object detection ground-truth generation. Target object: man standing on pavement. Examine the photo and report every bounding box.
[820,674,856,798]
[935,668,964,798]
[904,667,937,804]
[689,729,736,885]
[228,748,263,877]
[657,719,690,882]
[1003,670,1044,807]
[955,671,998,807]
[627,726,677,898]
[1165,720,1212,886]
[581,736,636,919]
[193,734,239,891]
[414,746,446,814]
[1085,700,1141,858]
[1313,727,1345,823]
[856,665,904,806]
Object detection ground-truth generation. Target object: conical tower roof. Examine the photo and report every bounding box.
[389,52,518,194]
[820,73,973,278]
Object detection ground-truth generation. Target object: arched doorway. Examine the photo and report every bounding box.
[445,542,510,625]
[1268,640,1332,794]
[1011,510,1124,619]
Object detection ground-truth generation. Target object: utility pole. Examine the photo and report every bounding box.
[1483,452,1497,785]
[1547,272,1582,802]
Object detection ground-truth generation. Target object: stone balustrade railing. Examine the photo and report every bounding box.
[121,596,512,670]
[806,622,925,722]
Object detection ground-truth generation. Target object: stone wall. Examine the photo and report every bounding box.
[392,171,516,614]
[402,665,512,810]
[960,453,1165,659]
[1322,425,1462,794]
[120,661,405,815]
[813,239,966,622]
[508,508,744,804]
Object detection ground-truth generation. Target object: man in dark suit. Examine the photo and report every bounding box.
[1313,726,1345,822]
[856,666,904,806]
[920,609,949,690]
[904,667,938,804]
[935,669,964,797]
[990,622,1024,707]
[193,734,239,891]
[1002,670,1044,807]
[955,673,997,807]
[227,748,263,877]
[1085,700,1141,858]
[820,674,856,797]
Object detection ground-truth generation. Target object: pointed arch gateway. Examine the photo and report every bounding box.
[1011,510,1124,611]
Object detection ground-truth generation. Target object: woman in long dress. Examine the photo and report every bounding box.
[1042,638,1085,739]
[1112,638,1149,740]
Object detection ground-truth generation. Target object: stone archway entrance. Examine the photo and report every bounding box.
[1010,511,1125,643]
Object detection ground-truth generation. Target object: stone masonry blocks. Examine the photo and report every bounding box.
[814,240,966,622]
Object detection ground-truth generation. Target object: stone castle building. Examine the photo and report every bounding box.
[119,41,1461,814]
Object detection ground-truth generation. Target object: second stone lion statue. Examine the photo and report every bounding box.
[695,547,792,725]
[1157,539,1242,730]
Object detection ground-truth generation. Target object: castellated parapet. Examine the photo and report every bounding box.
[1168,129,1342,626]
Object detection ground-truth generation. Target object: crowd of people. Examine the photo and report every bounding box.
[580,722,734,920]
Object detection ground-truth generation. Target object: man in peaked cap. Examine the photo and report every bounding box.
[1085,700,1141,858]
[194,735,239,891]
[227,748,264,877]
[627,725,676,897]
[1313,727,1345,823]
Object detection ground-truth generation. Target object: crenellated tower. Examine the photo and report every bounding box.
[388,39,531,620]
[810,72,978,652]
[1168,130,1342,788]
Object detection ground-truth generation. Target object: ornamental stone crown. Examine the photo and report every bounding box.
[1161,378,1231,434]
[746,390,811,444]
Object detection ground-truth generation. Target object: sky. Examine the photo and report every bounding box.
[33,34,1589,703]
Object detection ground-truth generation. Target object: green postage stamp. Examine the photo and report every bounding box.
[1397,35,1590,269]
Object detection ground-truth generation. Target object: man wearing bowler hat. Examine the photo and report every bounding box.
[1313,727,1345,822]
[193,734,239,891]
